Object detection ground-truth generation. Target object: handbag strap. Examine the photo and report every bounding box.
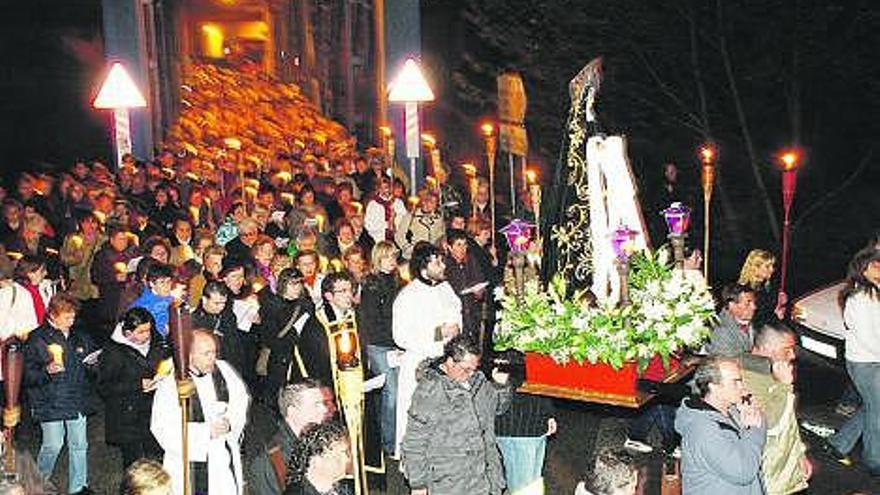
[276,307,303,340]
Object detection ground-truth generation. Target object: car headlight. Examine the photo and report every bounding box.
[790,304,806,324]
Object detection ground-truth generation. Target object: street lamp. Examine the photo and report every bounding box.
[93,62,147,169]
[388,58,434,192]
[699,143,716,280]
[610,224,638,306]
[662,202,691,269]
[481,122,497,245]
[777,148,802,296]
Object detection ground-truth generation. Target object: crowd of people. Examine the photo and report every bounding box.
[0,145,517,495]
[0,144,876,495]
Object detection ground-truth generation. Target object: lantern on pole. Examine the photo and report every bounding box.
[777,149,802,296]
[526,169,542,245]
[500,218,535,300]
[610,225,638,306]
[93,62,147,170]
[662,202,691,269]
[481,122,498,245]
[328,317,369,495]
[699,143,716,280]
[388,58,434,192]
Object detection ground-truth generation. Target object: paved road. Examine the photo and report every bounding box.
[18,350,880,494]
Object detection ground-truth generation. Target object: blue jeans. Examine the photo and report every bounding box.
[830,361,880,473]
[496,435,547,493]
[366,344,398,454]
[37,414,89,492]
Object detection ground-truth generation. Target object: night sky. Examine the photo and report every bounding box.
[1,0,878,294]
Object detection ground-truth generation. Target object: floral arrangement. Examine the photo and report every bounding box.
[494,248,717,370]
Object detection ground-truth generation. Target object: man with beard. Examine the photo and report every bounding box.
[392,242,462,455]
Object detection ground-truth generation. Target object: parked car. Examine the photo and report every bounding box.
[789,281,846,366]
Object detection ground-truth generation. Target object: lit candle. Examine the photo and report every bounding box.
[70,235,83,249]
[47,344,64,366]
[155,358,174,378]
[113,262,128,274]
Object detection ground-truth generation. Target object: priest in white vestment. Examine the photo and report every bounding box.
[392,242,462,455]
[151,329,250,495]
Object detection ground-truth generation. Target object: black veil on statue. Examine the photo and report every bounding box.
[540,58,603,293]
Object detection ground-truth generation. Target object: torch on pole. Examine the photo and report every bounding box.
[3,339,24,481]
[699,143,716,281]
[482,123,497,246]
[169,301,194,495]
[777,149,802,297]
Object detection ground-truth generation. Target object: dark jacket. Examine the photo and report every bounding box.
[250,421,300,495]
[98,329,164,444]
[401,360,511,495]
[192,304,246,375]
[24,323,97,422]
[256,291,314,398]
[356,272,400,348]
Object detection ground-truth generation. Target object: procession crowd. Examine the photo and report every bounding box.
[0,149,876,495]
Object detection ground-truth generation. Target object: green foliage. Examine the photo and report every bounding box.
[494,247,717,370]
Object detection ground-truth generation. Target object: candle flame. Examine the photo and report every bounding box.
[47,344,64,365]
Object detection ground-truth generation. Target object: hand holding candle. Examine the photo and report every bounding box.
[46,344,64,374]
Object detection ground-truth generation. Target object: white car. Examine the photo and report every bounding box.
[790,281,846,364]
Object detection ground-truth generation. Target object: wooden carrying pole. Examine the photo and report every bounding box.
[169,302,194,495]
[3,340,24,479]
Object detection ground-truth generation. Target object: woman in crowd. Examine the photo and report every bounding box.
[60,210,102,304]
[738,248,785,327]
[256,267,313,402]
[91,225,137,341]
[99,307,166,468]
[357,241,402,455]
[828,248,880,474]
[23,293,98,495]
[252,234,279,293]
[14,255,56,328]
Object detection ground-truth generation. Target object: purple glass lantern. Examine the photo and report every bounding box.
[500,219,535,253]
[610,225,638,261]
[662,202,691,235]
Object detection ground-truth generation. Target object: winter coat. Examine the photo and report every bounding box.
[742,363,808,495]
[250,421,300,495]
[394,209,445,260]
[192,305,246,376]
[98,326,165,445]
[401,360,511,495]
[256,291,314,397]
[130,287,174,337]
[60,231,102,301]
[707,310,755,357]
[357,272,400,348]
[23,323,97,422]
[675,397,767,495]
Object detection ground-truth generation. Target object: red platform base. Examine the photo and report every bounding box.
[524,352,681,396]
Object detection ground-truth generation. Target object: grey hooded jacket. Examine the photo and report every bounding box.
[401,359,511,495]
[675,397,767,495]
